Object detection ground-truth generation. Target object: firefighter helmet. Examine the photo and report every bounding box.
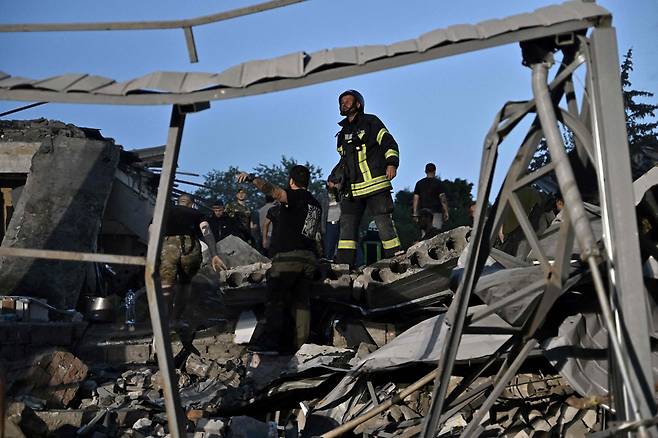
[339,89,365,112]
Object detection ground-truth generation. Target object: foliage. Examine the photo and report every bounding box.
[392,177,474,249]
[392,189,419,249]
[529,48,658,177]
[621,48,658,177]
[195,156,324,211]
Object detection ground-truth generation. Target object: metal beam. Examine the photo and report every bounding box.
[588,26,657,419]
[0,20,597,105]
[0,247,146,266]
[143,105,187,438]
[0,0,305,32]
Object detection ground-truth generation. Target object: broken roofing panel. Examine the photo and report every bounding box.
[0,1,609,104]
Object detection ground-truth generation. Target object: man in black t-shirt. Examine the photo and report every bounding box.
[158,194,226,325]
[237,165,321,353]
[413,162,449,232]
[206,200,250,243]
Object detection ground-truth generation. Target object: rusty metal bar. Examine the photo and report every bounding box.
[143,105,187,438]
[0,247,146,266]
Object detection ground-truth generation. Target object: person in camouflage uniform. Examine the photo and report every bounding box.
[226,188,253,244]
[226,189,251,229]
[158,194,226,325]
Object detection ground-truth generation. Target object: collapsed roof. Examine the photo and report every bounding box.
[0,1,609,105]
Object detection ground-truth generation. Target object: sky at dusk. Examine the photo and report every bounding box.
[2,0,657,197]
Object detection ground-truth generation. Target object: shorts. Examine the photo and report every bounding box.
[159,235,202,285]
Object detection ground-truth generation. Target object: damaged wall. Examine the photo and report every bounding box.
[0,119,120,309]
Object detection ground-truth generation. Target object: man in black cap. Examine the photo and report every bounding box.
[237,165,321,353]
[206,199,250,243]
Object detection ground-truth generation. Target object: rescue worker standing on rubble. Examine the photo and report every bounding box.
[328,90,402,267]
[158,194,226,326]
[236,165,321,353]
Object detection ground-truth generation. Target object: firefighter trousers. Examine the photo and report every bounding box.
[335,191,401,266]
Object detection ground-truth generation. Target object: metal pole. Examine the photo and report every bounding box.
[532,58,650,430]
[0,247,146,266]
[588,26,657,419]
[420,114,501,438]
[144,105,187,438]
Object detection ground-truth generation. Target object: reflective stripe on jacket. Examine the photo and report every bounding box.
[332,113,400,198]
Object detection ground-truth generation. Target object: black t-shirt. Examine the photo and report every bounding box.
[271,189,321,254]
[164,205,205,237]
[413,177,445,213]
[266,204,281,256]
[206,215,244,242]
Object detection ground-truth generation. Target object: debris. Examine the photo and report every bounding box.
[8,350,89,408]
[0,121,121,309]
[234,310,258,345]
[196,418,225,436]
[214,235,270,269]
[228,416,276,438]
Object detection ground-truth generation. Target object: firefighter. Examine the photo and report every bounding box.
[328,89,402,267]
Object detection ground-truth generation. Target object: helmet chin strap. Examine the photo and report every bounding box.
[340,102,359,117]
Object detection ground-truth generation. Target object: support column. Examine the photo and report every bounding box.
[144,105,187,438]
[588,27,657,419]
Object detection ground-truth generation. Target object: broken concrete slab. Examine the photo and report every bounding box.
[0,120,120,309]
[213,235,270,269]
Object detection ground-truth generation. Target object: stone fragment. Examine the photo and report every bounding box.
[581,409,598,429]
[4,417,26,438]
[132,417,153,431]
[185,354,222,380]
[9,350,89,408]
[214,235,270,269]
[197,418,225,436]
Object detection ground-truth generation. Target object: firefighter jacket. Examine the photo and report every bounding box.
[331,113,400,199]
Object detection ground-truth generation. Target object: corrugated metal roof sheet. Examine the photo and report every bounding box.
[0,1,609,104]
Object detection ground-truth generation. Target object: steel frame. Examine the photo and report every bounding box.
[420,26,656,438]
[0,0,306,63]
[0,6,651,438]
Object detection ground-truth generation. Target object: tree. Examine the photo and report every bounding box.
[621,48,658,178]
[529,48,658,177]
[441,178,475,229]
[392,177,474,250]
[195,156,324,210]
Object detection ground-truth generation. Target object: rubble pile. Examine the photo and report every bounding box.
[218,227,469,313]
[2,116,657,437]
